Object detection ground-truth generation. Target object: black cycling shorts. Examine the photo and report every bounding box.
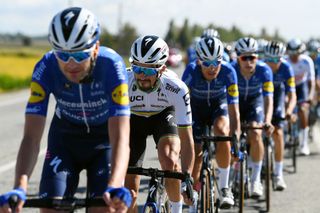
[129,106,178,167]
[39,115,111,198]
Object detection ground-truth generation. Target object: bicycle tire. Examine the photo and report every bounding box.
[264,139,271,212]
[293,137,298,173]
[200,169,215,213]
[239,160,245,213]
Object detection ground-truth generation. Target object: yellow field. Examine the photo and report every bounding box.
[0,55,41,78]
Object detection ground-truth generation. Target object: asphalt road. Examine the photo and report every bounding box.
[0,64,320,212]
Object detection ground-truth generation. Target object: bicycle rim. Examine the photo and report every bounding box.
[239,161,245,213]
[265,146,271,212]
[200,170,215,213]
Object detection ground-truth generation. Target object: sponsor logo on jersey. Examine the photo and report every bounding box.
[112,84,129,105]
[32,62,46,81]
[165,83,181,94]
[263,81,274,93]
[287,77,296,88]
[183,93,190,106]
[130,95,144,102]
[227,84,239,97]
[28,82,46,103]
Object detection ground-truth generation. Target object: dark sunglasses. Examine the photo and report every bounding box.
[239,55,257,62]
[132,65,160,76]
[201,59,221,67]
[54,46,95,63]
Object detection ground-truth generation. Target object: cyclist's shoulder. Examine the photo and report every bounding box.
[97,46,125,64]
[160,71,189,94]
[256,60,272,73]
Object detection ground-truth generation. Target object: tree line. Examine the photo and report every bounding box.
[1,18,286,56]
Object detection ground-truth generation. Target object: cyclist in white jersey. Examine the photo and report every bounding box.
[124,35,195,213]
[286,38,315,155]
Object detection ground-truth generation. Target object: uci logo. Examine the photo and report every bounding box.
[130,96,144,102]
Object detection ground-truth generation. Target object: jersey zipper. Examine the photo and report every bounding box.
[79,84,90,133]
[244,79,249,101]
[207,81,211,106]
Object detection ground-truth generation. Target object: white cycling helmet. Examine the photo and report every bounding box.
[201,28,220,39]
[48,7,100,51]
[287,38,306,55]
[264,41,286,58]
[196,37,223,61]
[130,35,169,66]
[235,37,258,55]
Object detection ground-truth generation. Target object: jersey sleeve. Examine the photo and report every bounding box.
[306,56,315,81]
[284,62,296,93]
[106,55,130,117]
[223,65,239,104]
[181,63,195,88]
[167,79,192,127]
[25,55,51,116]
[262,65,274,97]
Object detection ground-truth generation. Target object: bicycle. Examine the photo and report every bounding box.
[127,166,193,213]
[197,134,239,213]
[284,117,299,173]
[232,123,273,212]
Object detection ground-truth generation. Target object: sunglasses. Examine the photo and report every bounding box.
[239,55,257,61]
[264,57,281,63]
[132,65,160,76]
[54,46,95,63]
[201,59,221,68]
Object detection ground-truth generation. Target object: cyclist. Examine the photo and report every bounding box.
[182,37,241,209]
[0,7,132,213]
[286,38,315,155]
[232,37,274,197]
[124,35,195,213]
[264,41,297,190]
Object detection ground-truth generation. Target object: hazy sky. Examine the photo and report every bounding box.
[1,0,319,41]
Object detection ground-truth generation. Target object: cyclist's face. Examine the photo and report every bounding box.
[132,62,165,91]
[238,54,258,74]
[56,43,99,83]
[198,60,222,81]
[289,53,300,63]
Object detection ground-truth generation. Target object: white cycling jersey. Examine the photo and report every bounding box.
[286,54,315,86]
[128,69,192,126]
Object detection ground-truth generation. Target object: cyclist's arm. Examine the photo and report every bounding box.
[178,126,195,174]
[264,95,273,124]
[14,115,46,191]
[107,116,130,187]
[286,91,297,115]
[227,103,241,138]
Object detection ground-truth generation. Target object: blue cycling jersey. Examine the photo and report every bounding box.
[26,47,130,126]
[182,61,239,105]
[313,55,320,80]
[273,59,296,93]
[232,60,274,100]
[186,47,197,63]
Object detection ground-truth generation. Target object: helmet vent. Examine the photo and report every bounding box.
[149,47,160,59]
[75,24,88,43]
[51,24,59,43]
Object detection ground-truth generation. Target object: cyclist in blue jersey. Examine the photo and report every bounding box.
[182,37,241,210]
[232,37,274,197]
[286,39,315,155]
[264,41,297,190]
[0,7,131,213]
[124,35,195,213]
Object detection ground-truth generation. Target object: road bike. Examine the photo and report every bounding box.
[127,167,193,213]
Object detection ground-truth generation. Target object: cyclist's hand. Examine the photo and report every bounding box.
[264,122,274,137]
[181,175,194,206]
[0,188,26,213]
[103,187,132,213]
[286,113,297,123]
